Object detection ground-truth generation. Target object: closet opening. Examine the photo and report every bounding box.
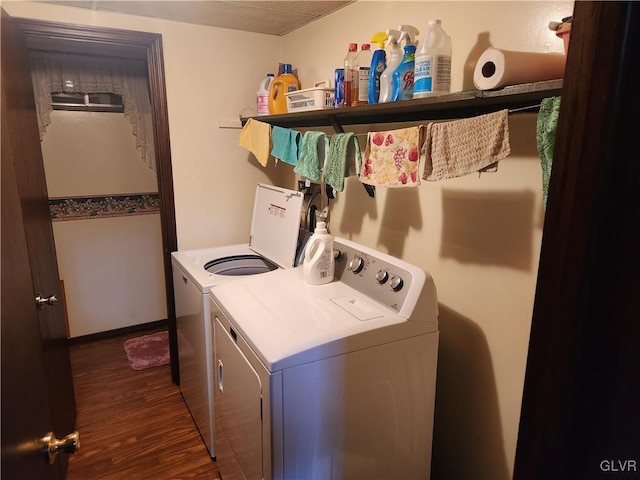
[16,17,180,384]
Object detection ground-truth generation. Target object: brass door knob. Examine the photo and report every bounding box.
[42,431,80,464]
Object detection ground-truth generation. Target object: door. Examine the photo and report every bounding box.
[1,9,77,479]
[214,314,263,480]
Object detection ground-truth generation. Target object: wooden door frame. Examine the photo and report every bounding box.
[15,18,180,385]
[515,1,640,477]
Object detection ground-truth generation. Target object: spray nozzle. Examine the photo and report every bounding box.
[370,32,389,49]
[398,24,420,46]
[386,29,401,47]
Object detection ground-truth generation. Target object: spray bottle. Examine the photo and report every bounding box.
[391,25,420,101]
[368,32,388,104]
[379,29,402,103]
[414,20,452,97]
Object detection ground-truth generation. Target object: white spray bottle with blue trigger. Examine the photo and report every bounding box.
[391,25,420,101]
[379,29,402,103]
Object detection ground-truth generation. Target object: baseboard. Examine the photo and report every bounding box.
[68,319,168,344]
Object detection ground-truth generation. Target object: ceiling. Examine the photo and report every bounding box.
[44,1,354,36]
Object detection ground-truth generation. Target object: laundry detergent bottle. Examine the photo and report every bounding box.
[303,221,335,285]
[257,73,274,115]
[268,64,300,114]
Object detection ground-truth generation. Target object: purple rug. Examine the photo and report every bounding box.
[124,330,193,371]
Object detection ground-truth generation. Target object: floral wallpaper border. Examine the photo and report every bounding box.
[49,193,160,221]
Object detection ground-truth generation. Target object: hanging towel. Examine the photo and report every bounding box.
[422,109,511,181]
[360,126,425,188]
[323,132,362,192]
[294,131,328,182]
[271,126,301,165]
[536,96,561,208]
[237,118,272,167]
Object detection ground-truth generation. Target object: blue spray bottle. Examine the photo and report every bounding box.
[391,25,420,102]
[368,32,388,104]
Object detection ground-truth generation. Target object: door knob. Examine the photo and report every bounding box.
[42,431,80,464]
[35,294,58,309]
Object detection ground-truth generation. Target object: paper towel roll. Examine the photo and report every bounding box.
[473,47,566,90]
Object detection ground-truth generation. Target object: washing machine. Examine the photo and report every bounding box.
[209,237,439,479]
[171,183,305,458]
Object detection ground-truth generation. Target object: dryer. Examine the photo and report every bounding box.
[171,183,304,457]
[209,237,439,479]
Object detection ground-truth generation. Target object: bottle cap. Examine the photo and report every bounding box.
[348,43,358,51]
[315,221,328,233]
[361,43,371,50]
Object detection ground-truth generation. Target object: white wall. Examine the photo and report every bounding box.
[4,0,289,251]
[42,111,166,337]
[281,2,572,479]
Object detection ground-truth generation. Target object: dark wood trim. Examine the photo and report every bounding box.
[15,18,180,385]
[68,319,168,345]
[515,2,640,478]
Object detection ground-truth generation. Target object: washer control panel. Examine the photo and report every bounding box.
[334,239,415,314]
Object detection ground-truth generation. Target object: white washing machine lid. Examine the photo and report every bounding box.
[171,184,304,291]
[210,268,432,372]
[248,183,304,269]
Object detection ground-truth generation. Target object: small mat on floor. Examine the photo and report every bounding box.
[124,331,171,371]
[124,330,193,371]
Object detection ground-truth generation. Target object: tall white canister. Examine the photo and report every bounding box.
[303,222,335,285]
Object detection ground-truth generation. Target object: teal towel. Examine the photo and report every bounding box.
[323,133,362,192]
[271,126,300,165]
[294,131,328,181]
[536,96,561,208]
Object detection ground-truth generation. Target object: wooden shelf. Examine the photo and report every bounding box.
[242,79,563,130]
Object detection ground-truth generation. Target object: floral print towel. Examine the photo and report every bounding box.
[360,126,425,188]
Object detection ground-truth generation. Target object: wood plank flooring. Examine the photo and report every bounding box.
[66,328,221,480]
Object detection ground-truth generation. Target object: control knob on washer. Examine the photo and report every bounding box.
[376,269,389,284]
[348,255,365,274]
[389,275,404,291]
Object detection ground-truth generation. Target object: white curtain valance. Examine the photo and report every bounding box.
[30,51,156,171]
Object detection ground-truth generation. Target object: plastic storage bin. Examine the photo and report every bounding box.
[285,81,334,113]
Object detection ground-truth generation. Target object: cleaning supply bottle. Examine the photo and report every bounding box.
[268,64,301,114]
[414,20,452,97]
[368,32,388,104]
[303,221,334,285]
[354,43,372,105]
[379,29,402,103]
[391,25,420,101]
[343,43,358,107]
[256,73,274,115]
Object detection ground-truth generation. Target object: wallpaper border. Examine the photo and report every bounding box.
[49,193,160,221]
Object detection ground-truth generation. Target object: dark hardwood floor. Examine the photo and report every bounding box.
[66,328,220,480]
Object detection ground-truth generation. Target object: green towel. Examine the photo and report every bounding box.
[271,126,300,165]
[294,131,328,181]
[323,132,362,192]
[536,96,561,208]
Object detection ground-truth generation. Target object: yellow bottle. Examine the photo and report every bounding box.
[268,64,301,114]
